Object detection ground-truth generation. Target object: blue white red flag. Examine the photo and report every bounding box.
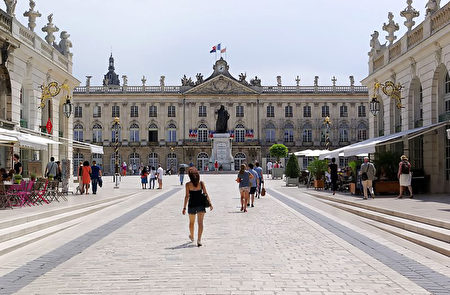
[210,46,216,53]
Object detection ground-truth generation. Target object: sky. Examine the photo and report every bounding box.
[7,0,433,86]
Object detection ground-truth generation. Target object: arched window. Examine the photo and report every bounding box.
[197,152,209,171]
[92,123,102,143]
[74,123,83,141]
[265,122,276,143]
[167,152,177,171]
[284,123,294,143]
[148,152,158,168]
[198,124,208,142]
[302,123,312,143]
[234,153,246,171]
[129,153,140,174]
[148,124,158,142]
[73,152,83,175]
[445,72,450,113]
[167,123,177,142]
[130,123,139,142]
[339,123,349,142]
[357,122,367,141]
[235,124,245,142]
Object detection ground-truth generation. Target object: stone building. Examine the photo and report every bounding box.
[362,0,450,193]
[73,57,368,174]
[0,2,78,180]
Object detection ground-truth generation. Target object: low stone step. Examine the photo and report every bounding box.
[0,192,136,230]
[307,192,450,230]
[321,199,450,244]
[0,199,125,244]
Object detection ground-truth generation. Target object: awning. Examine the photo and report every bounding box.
[73,140,104,154]
[294,149,329,157]
[0,128,60,150]
[0,134,18,144]
[319,121,449,159]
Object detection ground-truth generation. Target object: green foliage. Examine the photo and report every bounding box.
[30,173,37,181]
[307,158,329,180]
[285,154,300,178]
[348,160,360,180]
[374,151,402,180]
[269,144,288,161]
[14,174,22,184]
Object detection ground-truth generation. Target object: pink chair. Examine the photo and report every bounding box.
[18,180,35,206]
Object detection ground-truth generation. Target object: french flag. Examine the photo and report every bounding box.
[210,46,216,53]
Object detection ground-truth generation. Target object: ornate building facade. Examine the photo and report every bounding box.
[362,0,450,193]
[73,57,368,173]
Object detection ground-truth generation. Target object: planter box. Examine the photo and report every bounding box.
[350,183,356,195]
[314,180,324,189]
[286,177,299,186]
[272,168,284,179]
[374,181,399,194]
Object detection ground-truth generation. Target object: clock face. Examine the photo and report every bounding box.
[218,65,225,72]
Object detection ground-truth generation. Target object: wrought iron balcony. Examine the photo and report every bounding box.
[438,112,450,123]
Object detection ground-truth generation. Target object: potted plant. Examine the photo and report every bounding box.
[14,174,22,184]
[269,144,288,179]
[348,160,361,195]
[373,151,401,194]
[307,158,328,189]
[285,153,300,186]
[30,173,37,182]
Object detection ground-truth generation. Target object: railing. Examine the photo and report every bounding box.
[74,85,182,94]
[438,112,450,122]
[389,42,401,61]
[407,24,423,48]
[0,10,12,33]
[19,27,34,46]
[414,119,423,128]
[431,2,450,33]
[40,42,53,59]
[373,55,384,71]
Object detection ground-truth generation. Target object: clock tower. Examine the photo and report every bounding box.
[213,57,230,75]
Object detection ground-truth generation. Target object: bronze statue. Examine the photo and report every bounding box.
[215,105,229,133]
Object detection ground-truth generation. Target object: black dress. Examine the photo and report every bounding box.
[188,189,206,214]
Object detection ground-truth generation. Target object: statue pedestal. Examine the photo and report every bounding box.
[210,133,234,171]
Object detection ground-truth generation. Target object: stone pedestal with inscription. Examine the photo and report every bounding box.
[210,134,234,171]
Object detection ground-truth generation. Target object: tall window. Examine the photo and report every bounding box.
[129,153,140,172]
[92,153,103,166]
[285,105,293,117]
[267,105,274,117]
[339,123,349,142]
[236,105,244,117]
[265,123,276,143]
[358,105,366,117]
[130,105,139,117]
[148,124,158,142]
[168,105,176,117]
[149,105,157,117]
[199,105,207,117]
[321,105,329,117]
[419,86,423,119]
[74,123,83,141]
[130,123,140,142]
[235,124,245,142]
[234,153,246,170]
[148,152,158,168]
[92,123,102,143]
[73,152,84,175]
[74,106,82,118]
[197,153,209,171]
[198,124,208,142]
[284,123,294,142]
[167,153,177,171]
[167,123,177,142]
[112,105,120,117]
[110,155,122,174]
[303,105,311,117]
[445,73,450,113]
[302,123,312,142]
[340,105,348,117]
[357,122,367,141]
[93,105,101,118]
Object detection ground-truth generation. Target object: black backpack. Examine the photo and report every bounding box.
[401,161,410,174]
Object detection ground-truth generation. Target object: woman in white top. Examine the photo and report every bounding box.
[149,166,157,189]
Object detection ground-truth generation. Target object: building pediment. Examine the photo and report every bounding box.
[184,75,259,95]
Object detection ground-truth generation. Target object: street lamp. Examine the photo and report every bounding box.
[324,116,331,150]
[113,117,121,189]
[369,94,380,116]
[63,95,73,118]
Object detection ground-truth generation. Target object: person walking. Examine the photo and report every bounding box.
[360,157,376,199]
[248,163,259,208]
[182,167,213,247]
[55,161,62,182]
[13,154,22,175]
[121,162,127,176]
[328,157,338,195]
[45,157,58,179]
[90,160,102,194]
[179,165,186,185]
[236,164,253,212]
[81,161,92,195]
[141,166,148,189]
[156,164,164,189]
[149,166,156,189]
[266,160,273,177]
[397,155,413,199]
[254,162,264,198]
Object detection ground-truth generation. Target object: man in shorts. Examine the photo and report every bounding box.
[254,162,264,198]
[248,163,259,208]
[156,164,164,189]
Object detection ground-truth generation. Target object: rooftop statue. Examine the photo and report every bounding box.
[382,12,399,45]
[42,14,59,45]
[426,0,439,16]
[250,76,261,87]
[23,0,41,32]
[160,75,165,87]
[195,73,204,85]
[314,76,319,86]
[368,31,385,57]
[277,76,282,87]
[58,31,72,56]
[4,0,17,16]
[215,105,229,133]
[400,0,420,32]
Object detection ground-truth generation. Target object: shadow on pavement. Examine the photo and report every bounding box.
[166,242,196,250]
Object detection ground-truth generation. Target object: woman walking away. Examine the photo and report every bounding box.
[141,166,148,189]
[328,157,338,195]
[236,164,253,212]
[182,168,213,247]
[81,161,92,195]
[149,166,156,189]
[397,155,413,199]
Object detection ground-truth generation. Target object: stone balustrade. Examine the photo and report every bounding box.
[0,9,12,33]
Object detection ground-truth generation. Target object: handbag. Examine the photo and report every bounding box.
[98,177,103,188]
[261,187,266,196]
[361,172,368,181]
[200,182,210,208]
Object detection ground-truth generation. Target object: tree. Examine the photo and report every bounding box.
[269,144,288,161]
[285,153,300,178]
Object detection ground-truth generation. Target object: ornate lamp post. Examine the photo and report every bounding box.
[113,117,121,189]
[373,81,403,109]
[324,116,331,150]
[62,96,73,118]
[369,93,380,116]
